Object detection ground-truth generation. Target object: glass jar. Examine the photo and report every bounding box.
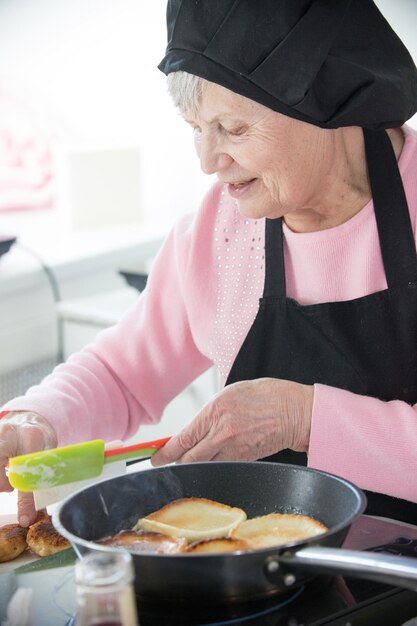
[74,551,139,626]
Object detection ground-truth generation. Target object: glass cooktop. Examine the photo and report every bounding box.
[1,515,417,626]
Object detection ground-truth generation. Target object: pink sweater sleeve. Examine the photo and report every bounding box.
[2,212,212,446]
[308,384,417,502]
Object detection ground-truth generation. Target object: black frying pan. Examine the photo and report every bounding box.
[53,462,417,602]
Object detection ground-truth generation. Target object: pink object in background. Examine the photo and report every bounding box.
[0,87,54,212]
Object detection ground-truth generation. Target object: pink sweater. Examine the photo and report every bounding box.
[4,126,417,503]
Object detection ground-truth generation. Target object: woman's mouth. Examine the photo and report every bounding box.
[227,178,257,198]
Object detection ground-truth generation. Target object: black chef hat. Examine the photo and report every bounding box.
[158,0,417,129]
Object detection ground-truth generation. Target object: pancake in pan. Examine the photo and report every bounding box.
[137,497,247,542]
[231,513,328,549]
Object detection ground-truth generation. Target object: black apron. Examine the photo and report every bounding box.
[225,129,417,524]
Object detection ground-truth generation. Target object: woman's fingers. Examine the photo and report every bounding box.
[0,413,57,459]
[152,425,210,465]
[0,412,58,523]
[0,466,13,492]
[152,378,314,466]
[17,491,37,527]
[0,415,56,486]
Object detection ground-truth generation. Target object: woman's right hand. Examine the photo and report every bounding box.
[0,411,57,526]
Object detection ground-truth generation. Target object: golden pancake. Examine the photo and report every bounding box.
[231,513,328,549]
[33,509,49,523]
[26,515,71,557]
[137,497,247,542]
[0,523,28,563]
[98,530,187,554]
[185,537,250,554]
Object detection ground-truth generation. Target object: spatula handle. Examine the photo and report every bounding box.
[103,436,171,463]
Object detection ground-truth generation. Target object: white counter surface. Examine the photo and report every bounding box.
[0,208,166,297]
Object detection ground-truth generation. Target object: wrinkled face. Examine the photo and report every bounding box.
[185,81,332,225]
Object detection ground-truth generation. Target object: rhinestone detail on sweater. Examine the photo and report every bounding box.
[209,187,265,384]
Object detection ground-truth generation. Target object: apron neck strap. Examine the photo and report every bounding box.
[264,217,286,298]
[363,127,417,288]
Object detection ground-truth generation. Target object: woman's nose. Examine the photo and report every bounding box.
[196,133,233,175]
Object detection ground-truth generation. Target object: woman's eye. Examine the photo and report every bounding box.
[221,124,246,136]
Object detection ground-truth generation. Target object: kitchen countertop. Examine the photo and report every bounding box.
[0,215,165,297]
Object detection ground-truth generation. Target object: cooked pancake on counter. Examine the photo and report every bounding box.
[98,530,187,554]
[137,497,247,542]
[231,513,328,549]
[26,515,71,557]
[0,510,71,562]
[0,523,28,563]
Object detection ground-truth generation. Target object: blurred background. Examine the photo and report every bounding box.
[0,0,213,228]
[0,0,415,231]
[0,0,416,438]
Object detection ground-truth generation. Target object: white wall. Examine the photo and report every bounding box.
[0,0,214,227]
[0,0,415,229]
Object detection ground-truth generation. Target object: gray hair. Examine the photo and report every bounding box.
[167,71,204,114]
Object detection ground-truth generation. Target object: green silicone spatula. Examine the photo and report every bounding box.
[7,436,170,492]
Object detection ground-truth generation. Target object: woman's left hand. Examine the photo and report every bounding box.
[151,378,314,465]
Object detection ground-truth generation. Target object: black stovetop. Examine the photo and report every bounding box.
[135,576,417,626]
[1,515,417,626]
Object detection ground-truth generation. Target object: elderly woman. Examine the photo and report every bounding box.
[1,0,417,526]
